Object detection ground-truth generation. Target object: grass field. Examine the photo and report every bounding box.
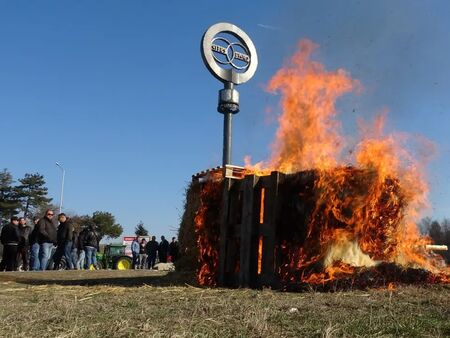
[0,270,448,338]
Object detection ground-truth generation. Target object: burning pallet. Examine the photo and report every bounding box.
[179,166,449,290]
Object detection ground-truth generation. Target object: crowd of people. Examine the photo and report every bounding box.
[130,235,179,269]
[0,211,101,271]
[0,211,180,272]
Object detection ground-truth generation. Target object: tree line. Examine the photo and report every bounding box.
[0,168,123,240]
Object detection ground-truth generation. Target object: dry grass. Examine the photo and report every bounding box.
[0,270,448,337]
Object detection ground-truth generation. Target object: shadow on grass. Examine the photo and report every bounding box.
[0,271,198,288]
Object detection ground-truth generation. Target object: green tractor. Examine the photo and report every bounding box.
[96,244,133,270]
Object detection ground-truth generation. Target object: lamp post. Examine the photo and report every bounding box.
[55,162,65,214]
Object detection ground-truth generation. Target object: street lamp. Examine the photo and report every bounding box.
[55,162,65,214]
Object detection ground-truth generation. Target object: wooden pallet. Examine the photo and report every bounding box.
[218,171,285,288]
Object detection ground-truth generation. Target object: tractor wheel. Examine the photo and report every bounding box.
[114,256,132,270]
[96,261,104,270]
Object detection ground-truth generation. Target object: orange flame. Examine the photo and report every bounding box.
[246,39,449,285]
[247,40,361,174]
[257,236,263,275]
[259,188,265,224]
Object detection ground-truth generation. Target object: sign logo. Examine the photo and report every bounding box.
[201,22,258,85]
[211,37,250,70]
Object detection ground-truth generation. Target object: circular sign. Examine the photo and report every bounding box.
[201,22,258,85]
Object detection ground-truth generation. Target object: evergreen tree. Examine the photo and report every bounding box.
[135,221,149,236]
[17,173,52,217]
[0,169,21,224]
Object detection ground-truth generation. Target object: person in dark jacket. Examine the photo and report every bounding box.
[158,236,169,263]
[53,213,74,269]
[29,217,40,271]
[0,216,21,271]
[83,224,99,269]
[17,217,31,271]
[145,236,159,269]
[37,210,57,270]
[71,230,79,270]
[169,237,179,263]
[76,226,88,269]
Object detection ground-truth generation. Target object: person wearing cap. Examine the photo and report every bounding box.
[36,210,57,270]
[0,216,21,271]
[17,217,31,271]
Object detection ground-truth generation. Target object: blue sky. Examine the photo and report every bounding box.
[1,1,449,238]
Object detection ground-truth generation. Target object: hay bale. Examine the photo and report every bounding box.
[176,179,223,286]
[176,181,201,272]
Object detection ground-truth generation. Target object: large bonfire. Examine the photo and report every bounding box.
[188,39,449,289]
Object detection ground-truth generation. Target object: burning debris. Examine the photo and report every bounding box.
[183,167,448,290]
[179,39,450,290]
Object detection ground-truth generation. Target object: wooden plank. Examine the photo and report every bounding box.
[221,179,244,287]
[239,175,259,287]
[250,181,264,287]
[260,171,284,287]
[254,176,269,287]
[218,178,232,287]
[226,181,241,287]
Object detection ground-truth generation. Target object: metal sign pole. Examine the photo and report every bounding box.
[201,22,258,167]
[200,23,259,287]
[223,112,232,166]
[218,82,240,166]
